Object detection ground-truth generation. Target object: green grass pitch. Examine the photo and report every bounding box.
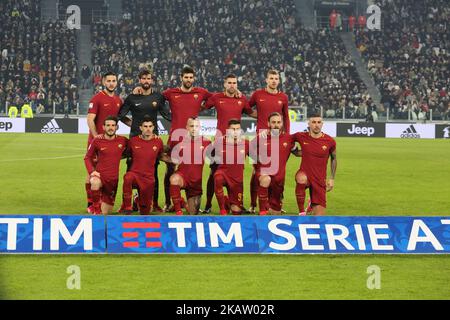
[0,133,449,299]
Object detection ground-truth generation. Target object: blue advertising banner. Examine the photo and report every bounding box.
[255,216,450,254]
[1,215,449,254]
[106,216,259,253]
[0,215,106,253]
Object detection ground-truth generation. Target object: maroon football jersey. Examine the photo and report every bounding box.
[84,135,128,179]
[293,132,336,186]
[248,89,290,134]
[127,136,163,178]
[163,87,212,135]
[205,93,252,137]
[213,137,249,183]
[88,91,122,140]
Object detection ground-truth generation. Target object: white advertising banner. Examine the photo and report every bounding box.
[78,118,131,135]
[0,117,26,133]
[385,124,435,139]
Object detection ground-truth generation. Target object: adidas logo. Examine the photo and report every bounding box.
[400,125,420,138]
[41,119,63,133]
[157,120,168,135]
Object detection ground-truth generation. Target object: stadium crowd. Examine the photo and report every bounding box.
[355,0,450,120]
[91,0,369,118]
[0,0,79,116]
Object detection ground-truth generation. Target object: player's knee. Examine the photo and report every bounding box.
[169,174,182,186]
[123,173,134,184]
[296,173,308,185]
[90,178,101,190]
[214,174,225,186]
[259,175,271,188]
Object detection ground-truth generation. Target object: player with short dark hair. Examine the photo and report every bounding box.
[169,118,212,215]
[119,116,169,215]
[84,116,128,215]
[248,69,290,213]
[251,112,296,215]
[293,114,337,216]
[201,74,256,213]
[133,66,213,212]
[212,119,249,215]
[85,71,122,213]
[118,69,170,212]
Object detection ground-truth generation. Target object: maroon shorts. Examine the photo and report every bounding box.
[175,171,203,198]
[100,177,118,205]
[296,169,327,208]
[214,171,243,207]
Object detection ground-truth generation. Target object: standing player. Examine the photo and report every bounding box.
[84,116,127,215]
[169,117,212,215]
[293,114,337,216]
[85,71,122,213]
[119,116,169,215]
[118,69,170,212]
[201,74,256,213]
[212,119,249,215]
[251,112,296,215]
[134,66,212,212]
[248,69,290,213]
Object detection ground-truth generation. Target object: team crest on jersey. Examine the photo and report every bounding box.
[238,101,242,105]
[283,142,288,148]
[194,94,199,99]
[153,146,158,151]
[116,103,120,107]
[278,100,282,105]
[152,101,157,107]
[322,145,327,150]
[118,144,123,149]
[89,103,94,109]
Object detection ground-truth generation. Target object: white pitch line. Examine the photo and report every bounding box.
[0,154,83,162]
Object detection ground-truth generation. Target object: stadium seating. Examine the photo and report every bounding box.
[0,0,79,115]
[91,0,369,118]
[354,0,449,120]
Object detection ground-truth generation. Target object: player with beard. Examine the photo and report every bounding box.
[293,114,337,216]
[118,69,170,212]
[85,72,122,213]
[212,119,249,215]
[200,74,256,214]
[133,66,232,212]
[84,116,128,215]
[251,112,297,215]
[248,69,290,214]
[119,116,171,215]
[169,117,212,215]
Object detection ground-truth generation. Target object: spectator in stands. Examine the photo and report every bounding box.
[81,64,91,89]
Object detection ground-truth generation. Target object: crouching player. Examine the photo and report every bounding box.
[169,117,212,215]
[293,113,337,216]
[251,112,298,215]
[212,119,249,215]
[119,116,170,215]
[84,116,128,215]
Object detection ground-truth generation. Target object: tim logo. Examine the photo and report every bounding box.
[121,222,162,248]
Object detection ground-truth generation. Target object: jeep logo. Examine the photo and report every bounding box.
[0,121,13,131]
[347,124,375,136]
